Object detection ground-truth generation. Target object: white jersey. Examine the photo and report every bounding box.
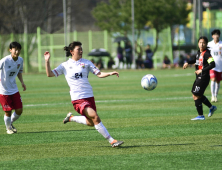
[52,58,100,101]
[208,40,222,72]
[0,55,23,95]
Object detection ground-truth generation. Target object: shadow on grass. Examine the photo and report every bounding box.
[98,143,195,149]
[18,129,95,134]
[211,145,222,147]
[208,118,222,120]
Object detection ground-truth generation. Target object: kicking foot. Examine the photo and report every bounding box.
[63,112,73,124]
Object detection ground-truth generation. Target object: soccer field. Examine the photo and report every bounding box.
[0,68,222,169]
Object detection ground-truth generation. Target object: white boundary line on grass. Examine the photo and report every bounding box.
[24,96,193,107]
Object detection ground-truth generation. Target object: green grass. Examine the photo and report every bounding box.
[1,68,222,170]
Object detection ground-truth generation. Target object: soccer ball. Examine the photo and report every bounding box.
[141,74,158,91]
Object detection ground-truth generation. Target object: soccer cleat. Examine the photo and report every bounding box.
[111,140,124,147]
[211,96,215,102]
[11,124,17,133]
[208,105,217,117]
[6,129,15,134]
[63,112,73,124]
[191,115,205,120]
[214,97,218,102]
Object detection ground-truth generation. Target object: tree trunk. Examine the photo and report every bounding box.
[47,1,52,33]
[67,0,71,42]
[153,30,159,55]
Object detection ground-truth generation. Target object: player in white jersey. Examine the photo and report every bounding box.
[208,29,222,102]
[0,42,26,134]
[44,41,124,147]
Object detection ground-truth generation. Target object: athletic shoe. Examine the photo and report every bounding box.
[111,140,124,147]
[11,124,17,133]
[208,105,217,117]
[215,97,218,102]
[211,96,215,102]
[6,129,15,134]
[63,112,73,124]
[191,115,205,120]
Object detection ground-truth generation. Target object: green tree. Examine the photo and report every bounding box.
[92,0,190,54]
[92,0,131,35]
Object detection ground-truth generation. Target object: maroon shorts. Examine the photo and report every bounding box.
[71,97,97,117]
[210,70,222,81]
[0,92,23,111]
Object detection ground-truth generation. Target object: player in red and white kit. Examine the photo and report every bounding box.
[208,29,222,102]
[44,41,123,147]
[0,42,26,134]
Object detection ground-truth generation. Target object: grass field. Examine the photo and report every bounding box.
[0,68,222,170]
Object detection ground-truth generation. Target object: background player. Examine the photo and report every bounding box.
[44,41,123,147]
[208,29,222,102]
[0,42,26,134]
[183,36,217,120]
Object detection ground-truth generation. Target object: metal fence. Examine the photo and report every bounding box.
[0,27,172,73]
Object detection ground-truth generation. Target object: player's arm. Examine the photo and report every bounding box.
[0,58,4,70]
[96,71,119,78]
[17,73,26,91]
[202,57,215,72]
[44,51,55,77]
[195,56,215,75]
[183,57,196,69]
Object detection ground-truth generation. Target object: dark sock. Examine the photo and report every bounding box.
[195,99,203,115]
[200,95,212,108]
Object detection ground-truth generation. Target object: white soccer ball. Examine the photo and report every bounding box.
[141,74,158,91]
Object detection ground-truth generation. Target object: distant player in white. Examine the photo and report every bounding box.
[44,41,123,147]
[208,29,222,102]
[0,42,26,134]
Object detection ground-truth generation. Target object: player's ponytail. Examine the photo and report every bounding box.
[64,46,71,57]
[64,41,82,57]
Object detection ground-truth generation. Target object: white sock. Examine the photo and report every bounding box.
[11,112,20,124]
[215,82,220,97]
[94,122,114,143]
[70,116,87,125]
[4,115,11,130]
[211,81,216,97]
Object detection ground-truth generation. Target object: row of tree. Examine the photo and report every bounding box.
[0,0,106,70]
[0,0,190,71]
[92,0,190,54]
[0,0,107,34]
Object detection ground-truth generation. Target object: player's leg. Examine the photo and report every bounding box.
[192,94,204,120]
[196,79,217,118]
[4,111,14,134]
[210,80,216,102]
[83,107,113,141]
[10,108,22,133]
[12,108,23,123]
[83,107,123,147]
[214,72,221,102]
[10,92,23,132]
[210,70,216,102]
[191,79,206,120]
[0,94,15,134]
[65,97,123,147]
[215,81,220,102]
[63,98,93,125]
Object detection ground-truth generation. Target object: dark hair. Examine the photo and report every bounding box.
[198,36,208,44]
[9,42,22,50]
[211,29,220,36]
[64,41,82,57]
